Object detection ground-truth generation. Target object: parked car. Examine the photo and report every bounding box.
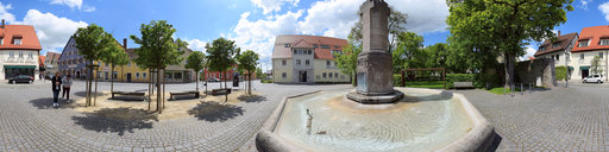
[583,75,604,83]
[8,75,34,84]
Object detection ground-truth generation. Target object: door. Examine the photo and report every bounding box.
[127,73,132,82]
[582,69,589,79]
[300,71,307,82]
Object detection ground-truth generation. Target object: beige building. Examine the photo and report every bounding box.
[272,35,350,83]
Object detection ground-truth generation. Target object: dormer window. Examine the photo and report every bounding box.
[539,46,545,51]
[284,43,290,48]
[552,42,560,48]
[600,38,609,46]
[0,37,3,45]
[12,36,22,45]
[578,39,589,47]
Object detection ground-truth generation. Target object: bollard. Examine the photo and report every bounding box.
[521,83,524,95]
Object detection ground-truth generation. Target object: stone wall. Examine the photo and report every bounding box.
[515,58,556,88]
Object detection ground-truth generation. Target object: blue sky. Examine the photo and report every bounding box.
[1,0,608,70]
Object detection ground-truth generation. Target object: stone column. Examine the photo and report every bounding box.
[347,0,403,104]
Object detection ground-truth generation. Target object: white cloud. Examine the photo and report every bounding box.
[185,38,208,52]
[18,9,88,53]
[0,2,16,23]
[298,0,360,38]
[50,0,95,12]
[250,0,299,14]
[50,0,82,9]
[521,45,537,61]
[599,2,609,22]
[579,0,593,9]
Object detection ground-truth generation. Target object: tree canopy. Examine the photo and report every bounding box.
[205,37,240,73]
[130,20,185,70]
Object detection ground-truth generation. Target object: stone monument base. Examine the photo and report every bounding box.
[346,89,404,104]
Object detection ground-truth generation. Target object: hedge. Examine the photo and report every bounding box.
[446,73,475,82]
[555,66,567,81]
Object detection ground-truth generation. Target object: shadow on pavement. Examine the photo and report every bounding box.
[187,101,244,122]
[71,108,158,136]
[29,97,81,109]
[401,91,454,102]
[237,95,267,103]
[74,91,104,97]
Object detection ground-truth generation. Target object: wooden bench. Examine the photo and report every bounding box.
[111,91,146,101]
[211,89,231,96]
[453,82,474,89]
[169,91,200,100]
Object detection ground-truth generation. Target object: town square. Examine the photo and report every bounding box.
[2,0,609,151]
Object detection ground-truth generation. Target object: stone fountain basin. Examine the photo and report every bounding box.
[256,88,496,152]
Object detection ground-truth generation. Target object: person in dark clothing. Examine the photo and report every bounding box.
[51,72,62,108]
[62,74,72,101]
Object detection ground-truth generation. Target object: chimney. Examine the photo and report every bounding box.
[558,30,561,36]
[1,19,4,28]
[123,38,127,50]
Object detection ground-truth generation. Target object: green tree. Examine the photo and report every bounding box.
[130,20,185,113]
[73,24,115,107]
[206,37,240,102]
[237,50,259,95]
[591,56,603,75]
[424,43,449,69]
[392,32,425,72]
[334,42,361,86]
[185,51,206,95]
[100,40,130,94]
[255,67,264,80]
[447,0,574,89]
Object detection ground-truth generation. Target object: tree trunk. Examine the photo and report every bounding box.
[111,65,114,93]
[157,68,162,113]
[224,71,227,89]
[148,69,152,111]
[205,69,208,94]
[224,70,228,102]
[87,67,92,107]
[503,52,515,90]
[248,71,252,95]
[93,69,98,106]
[352,73,358,87]
[195,71,199,94]
[163,70,166,110]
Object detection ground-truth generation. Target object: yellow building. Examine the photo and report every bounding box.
[272,35,350,83]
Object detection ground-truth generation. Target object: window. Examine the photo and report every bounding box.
[293,50,297,54]
[335,73,338,78]
[580,53,585,60]
[12,37,22,45]
[321,45,330,49]
[600,52,604,59]
[284,43,290,48]
[9,51,13,58]
[308,50,312,55]
[556,54,559,61]
[128,61,131,67]
[105,63,109,67]
[113,72,118,79]
[326,60,331,67]
[165,72,172,79]
[313,44,318,48]
[335,45,340,49]
[175,72,182,79]
[601,39,609,46]
[296,59,301,65]
[143,72,147,79]
[0,37,3,45]
[18,51,23,58]
[282,72,287,78]
[579,40,589,47]
[136,72,140,79]
[552,42,561,48]
[305,60,310,65]
[323,73,327,78]
[282,60,287,66]
[28,52,33,59]
[329,73,333,78]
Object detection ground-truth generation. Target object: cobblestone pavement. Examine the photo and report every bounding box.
[455,86,609,151]
[0,80,350,151]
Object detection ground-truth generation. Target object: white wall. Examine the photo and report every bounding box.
[570,50,609,81]
[0,50,40,80]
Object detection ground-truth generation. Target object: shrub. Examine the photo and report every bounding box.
[261,79,273,83]
[446,73,474,82]
[555,66,567,81]
[393,74,402,86]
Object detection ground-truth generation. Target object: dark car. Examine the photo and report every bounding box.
[8,75,34,84]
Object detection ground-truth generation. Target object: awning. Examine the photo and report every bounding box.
[580,66,590,70]
[568,66,574,71]
[4,65,36,69]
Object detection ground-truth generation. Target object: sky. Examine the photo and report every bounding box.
[0,0,607,71]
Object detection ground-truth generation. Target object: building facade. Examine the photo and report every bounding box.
[571,26,609,81]
[0,23,41,80]
[271,35,350,83]
[43,52,60,76]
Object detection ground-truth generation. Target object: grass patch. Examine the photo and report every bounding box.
[488,87,522,95]
[404,81,446,89]
[260,79,273,83]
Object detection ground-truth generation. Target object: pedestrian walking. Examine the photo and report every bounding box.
[62,74,72,102]
[51,72,62,108]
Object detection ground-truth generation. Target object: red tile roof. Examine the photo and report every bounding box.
[272,35,347,60]
[0,25,42,50]
[534,33,578,57]
[573,25,609,52]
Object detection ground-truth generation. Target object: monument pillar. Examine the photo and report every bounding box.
[347,0,403,104]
